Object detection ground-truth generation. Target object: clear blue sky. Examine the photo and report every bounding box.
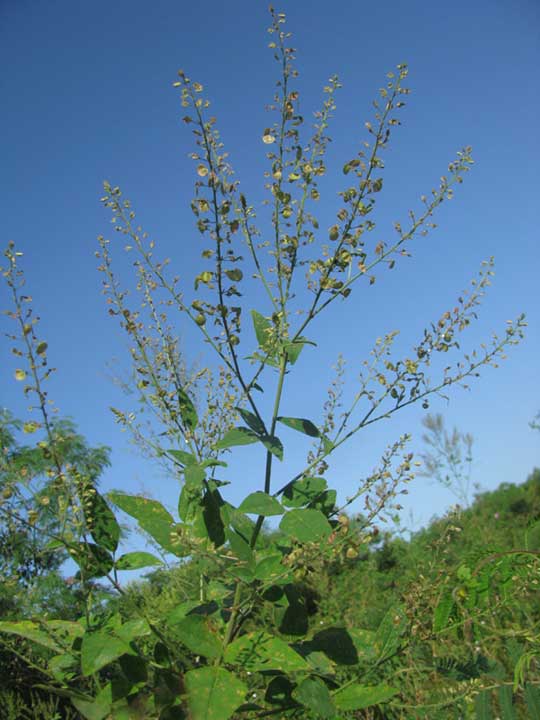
[1,0,539,538]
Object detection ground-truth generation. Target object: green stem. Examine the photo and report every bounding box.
[222,352,288,649]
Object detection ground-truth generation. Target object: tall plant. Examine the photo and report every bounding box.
[0,8,526,719]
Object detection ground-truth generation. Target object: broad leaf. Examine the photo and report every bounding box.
[115,552,163,571]
[81,630,132,676]
[72,542,113,579]
[168,449,198,466]
[108,492,182,556]
[178,388,198,431]
[238,491,284,516]
[376,605,407,661]
[260,434,284,461]
[251,310,273,350]
[226,529,254,563]
[333,683,398,711]
[293,678,335,718]
[115,618,151,644]
[0,620,65,652]
[236,407,266,435]
[184,667,246,720]
[255,554,287,582]
[216,427,259,450]
[224,631,309,672]
[71,694,111,720]
[84,489,120,553]
[283,336,315,365]
[202,489,226,547]
[282,476,327,508]
[279,508,332,543]
[171,616,222,659]
[178,464,205,522]
[277,416,320,437]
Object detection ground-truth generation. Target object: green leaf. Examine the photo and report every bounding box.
[236,407,266,435]
[239,491,284,516]
[71,694,111,720]
[524,683,540,719]
[255,554,287,582]
[108,492,182,557]
[202,489,226,547]
[277,416,320,437]
[84,489,120,553]
[282,476,328,508]
[498,685,515,720]
[226,529,254,563]
[260,434,284,461]
[168,449,198,466]
[376,605,407,661]
[224,631,309,672]
[184,667,247,720]
[251,310,272,346]
[115,552,163,571]
[81,630,132,676]
[349,628,378,664]
[433,592,455,633]
[279,508,332,543]
[178,388,198,431]
[216,426,259,450]
[333,683,398,711]
[115,618,151,643]
[475,689,492,720]
[0,620,63,652]
[178,464,205,522]
[201,458,228,469]
[225,268,243,282]
[72,542,114,578]
[293,678,335,718]
[283,336,315,365]
[171,615,222,659]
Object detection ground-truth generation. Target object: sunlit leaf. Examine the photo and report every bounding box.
[279,508,332,543]
[171,615,222,659]
[115,552,163,571]
[282,476,327,508]
[167,449,198,466]
[239,492,284,516]
[277,416,320,437]
[260,434,284,461]
[236,407,266,436]
[184,667,246,720]
[81,630,132,676]
[224,631,309,672]
[251,310,273,351]
[216,426,259,450]
[108,492,183,557]
[333,683,398,711]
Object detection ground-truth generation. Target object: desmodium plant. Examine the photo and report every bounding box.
[0,8,527,720]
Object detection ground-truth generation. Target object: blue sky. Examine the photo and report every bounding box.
[1,0,539,542]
